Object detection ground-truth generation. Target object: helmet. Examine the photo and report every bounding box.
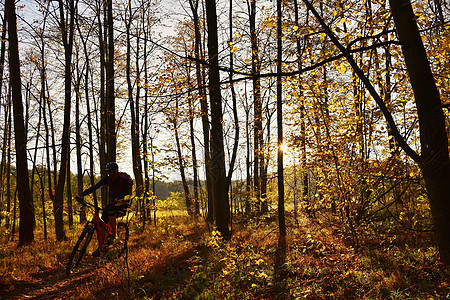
[106,162,119,171]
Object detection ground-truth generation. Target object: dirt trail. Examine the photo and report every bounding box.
[1,260,97,300]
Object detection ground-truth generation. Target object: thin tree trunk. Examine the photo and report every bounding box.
[37,167,47,239]
[126,4,144,200]
[76,13,97,212]
[106,0,116,164]
[143,28,151,222]
[0,16,7,224]
[189,0,213,221]
[5,96,12,229]
[226,0,240,201]
[187,73,200,216]
[248,0,263,211]
[67,156,73,228]
[172,99,193,215]
[98,0,107,207]
[293,0,308,221]
[1,99,10,228]
[275,0,286,282]
[54,0,75,241]
[74,59,85,223]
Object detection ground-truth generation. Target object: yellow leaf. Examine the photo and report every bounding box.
[339,62,348,74]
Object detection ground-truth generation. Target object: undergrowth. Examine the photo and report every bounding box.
[0,214,449,299]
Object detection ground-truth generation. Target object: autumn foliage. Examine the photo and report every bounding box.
[1,212,449,299]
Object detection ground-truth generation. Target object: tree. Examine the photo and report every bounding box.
[53,0,76,241]
[275,0,285,256]
[5,0,35,245]
[189,0,213,221]
[303,0,450,263]
[105,0,116,165]
[389,0,450,264]
[247,0,265,214]
[124,0,144,201]
[205,0,230,238]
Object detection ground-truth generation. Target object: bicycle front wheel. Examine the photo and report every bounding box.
[66,224,95,275]
[106,222,129,259]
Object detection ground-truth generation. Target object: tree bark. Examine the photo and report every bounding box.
[189,0,213,221]
[276,0,285,239]
[205,0,230,238]
[53,0,75,241]
[172,107,193,215]
[389,0,450,263]
[5,0,35,245]
[106,0,116,164]
[126,0,144,202]
[275,0,286,282]
[226,0,240,211]
[247,0,263,213]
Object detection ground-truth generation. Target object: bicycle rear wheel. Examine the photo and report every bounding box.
[66,224,95,275]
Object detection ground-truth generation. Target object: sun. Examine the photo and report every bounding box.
[279,143,288,153]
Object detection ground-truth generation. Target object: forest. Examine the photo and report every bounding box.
[1,0,450,298]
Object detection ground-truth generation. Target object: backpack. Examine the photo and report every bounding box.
[118,172,133,195]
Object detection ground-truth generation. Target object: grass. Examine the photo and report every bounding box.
[0,212,449,299]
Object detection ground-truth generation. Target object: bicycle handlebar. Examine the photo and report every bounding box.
[77,199,103,211]
[76,195,135,212]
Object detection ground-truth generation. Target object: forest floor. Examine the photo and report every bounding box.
[0,212,449,299]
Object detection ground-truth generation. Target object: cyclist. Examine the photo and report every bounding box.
[75,162,130,257]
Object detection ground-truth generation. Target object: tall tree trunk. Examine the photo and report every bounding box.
[41,47,54,224]
[98,0,108,207]
[189,0,213,221]
[226,0,240,204]
[126,5,143,200]
[30,87,42,229]
[248,0,263,212]
[187,74,200,216]
[293,0,308,220]
[276,0,285,239]
[74,50,86,222]
[275,0,286,279]
[76,11,97,212]
[142,25,151,222]
[0,99,10,228]
[0,15,7,223]
[389,0,450,263]
[5,93,12,229]
[106,0,116,164]
[53,0,75,241]
[205,0,230,238]
[5,0,35,245]
[244,99,252,214]
[133,26,144,199]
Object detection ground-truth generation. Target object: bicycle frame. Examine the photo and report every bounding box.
[91,210,113,252]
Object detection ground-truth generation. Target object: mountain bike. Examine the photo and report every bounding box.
[66,198,130,276]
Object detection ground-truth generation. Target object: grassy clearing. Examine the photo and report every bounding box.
[0,213,449,299]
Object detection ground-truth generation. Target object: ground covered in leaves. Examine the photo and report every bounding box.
[0,214,449,299]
